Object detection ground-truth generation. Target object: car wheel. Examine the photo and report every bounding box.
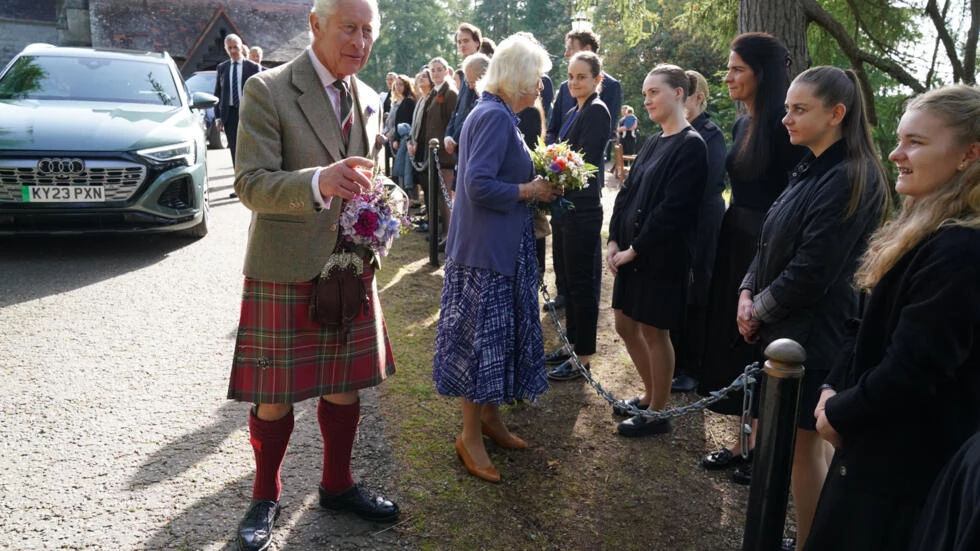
[182,186,210,239]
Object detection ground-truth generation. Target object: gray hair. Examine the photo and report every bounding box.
[224,34,242,45]
[484,33,551,99]
[461,53,490,76]
[311,0,381,39]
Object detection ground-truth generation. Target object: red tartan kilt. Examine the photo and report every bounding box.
[227,266,396,404]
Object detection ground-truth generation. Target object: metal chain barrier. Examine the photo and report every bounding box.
[540,284,761,426]
[430,152,454,213]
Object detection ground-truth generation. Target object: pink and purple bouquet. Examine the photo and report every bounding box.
[339,174,410,257]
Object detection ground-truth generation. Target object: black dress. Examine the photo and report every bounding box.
[696,115,804,413]
[804,226,980,550]
[608,127,707,330]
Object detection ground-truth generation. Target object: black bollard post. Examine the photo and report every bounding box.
[742,338,806,551]
[427,138,440,267]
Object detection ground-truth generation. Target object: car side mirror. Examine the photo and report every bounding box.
[190,91,218,110]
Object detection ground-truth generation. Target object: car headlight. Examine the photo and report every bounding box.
[137,142,196,166]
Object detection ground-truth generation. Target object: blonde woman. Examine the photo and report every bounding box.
[806,85,980,550]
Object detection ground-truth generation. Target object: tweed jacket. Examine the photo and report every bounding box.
[233,50,382,282]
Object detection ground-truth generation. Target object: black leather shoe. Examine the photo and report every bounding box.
[318,484,399,522]
[616,415,671,437]
[553,294,566,310]
[670,373,698,393]
[701,448,752,470]
[612,397,650,418]
[732,461,753,485]
[237,499,280,551]
[547,359,588,381]
[544,347,571,365]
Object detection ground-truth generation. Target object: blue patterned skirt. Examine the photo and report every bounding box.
[432,209,548,404]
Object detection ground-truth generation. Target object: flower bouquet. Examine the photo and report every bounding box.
[339,173,411,258]
[530,137,598,218]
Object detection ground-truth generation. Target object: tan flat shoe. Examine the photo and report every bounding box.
[455,437,500,483]
[481,423,528,449]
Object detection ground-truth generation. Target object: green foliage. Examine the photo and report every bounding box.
[596,0,727,142]
[362,0,459,89]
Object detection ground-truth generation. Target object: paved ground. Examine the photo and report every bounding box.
[0,150,413,550]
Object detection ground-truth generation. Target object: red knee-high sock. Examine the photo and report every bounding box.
[318,398,360,494]
[249,408,294,501]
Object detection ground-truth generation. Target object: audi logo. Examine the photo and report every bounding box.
[37,158,85,176]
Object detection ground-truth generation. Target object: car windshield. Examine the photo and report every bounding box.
[184,72,215,95]
[0,54,181,106]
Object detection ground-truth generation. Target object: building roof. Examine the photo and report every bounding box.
[88,0,311,67]
[1,0,58,23]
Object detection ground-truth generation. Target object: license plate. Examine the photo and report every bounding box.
[21,186,105,202]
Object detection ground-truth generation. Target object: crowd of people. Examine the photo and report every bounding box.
[217,1,980,550]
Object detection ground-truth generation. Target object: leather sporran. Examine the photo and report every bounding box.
[309,246,369,336]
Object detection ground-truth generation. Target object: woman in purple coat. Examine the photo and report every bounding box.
[432,33,559,484]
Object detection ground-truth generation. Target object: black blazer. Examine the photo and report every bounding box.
[741,140,884,371]
[560,93,610,208]
[805,226,980,550]
[214,58,262,122]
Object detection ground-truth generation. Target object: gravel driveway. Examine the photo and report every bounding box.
[0,151,414,550]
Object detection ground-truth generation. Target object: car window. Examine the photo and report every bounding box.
[184,72,216,95]
[0,55,181,106]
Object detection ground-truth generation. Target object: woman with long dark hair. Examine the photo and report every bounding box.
[386,74,417,195]
[606,64,707,436]
[544,50,610,382]
[805,84,980,550]
[737,65,890,550]
[697,32,804,482]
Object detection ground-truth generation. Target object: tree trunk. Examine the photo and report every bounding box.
[738,0,809,78]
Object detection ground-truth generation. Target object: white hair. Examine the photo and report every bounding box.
[311,0,381,39]
[483,33,551,99]
[224,34,242,45]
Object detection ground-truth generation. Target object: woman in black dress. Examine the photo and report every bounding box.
[805,85,980,550]
[737,66,890,550]
[544,50,611,381]
[607,64,707,436]
[697,33,804,480]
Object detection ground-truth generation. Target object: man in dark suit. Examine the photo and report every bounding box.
[443,23,483,167]
[543,28,622,315]
[226,1,397,549]
[213,34,262,164]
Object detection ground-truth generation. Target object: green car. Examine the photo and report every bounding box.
[0,44,218,238]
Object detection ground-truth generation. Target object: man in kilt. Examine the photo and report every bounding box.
[226,1,398,549]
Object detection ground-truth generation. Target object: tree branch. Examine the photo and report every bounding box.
[965,0,978,82]
[800,0,926,92]
[925,0,966,82]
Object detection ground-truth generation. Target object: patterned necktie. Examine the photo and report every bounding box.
[231,62,239,106]
[332,79,352,142]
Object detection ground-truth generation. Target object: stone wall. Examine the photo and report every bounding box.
[0,19,59,69]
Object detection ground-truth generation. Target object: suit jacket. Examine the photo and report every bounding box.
[233,51,382,282]
[547,71,621,143]
[559,93,609,207]
[445,83,476,143]
[213,58,262,123]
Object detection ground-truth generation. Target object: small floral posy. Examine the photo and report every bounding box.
[531,137,597,191]
[530,137,597,216]
[339,174,411,258]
